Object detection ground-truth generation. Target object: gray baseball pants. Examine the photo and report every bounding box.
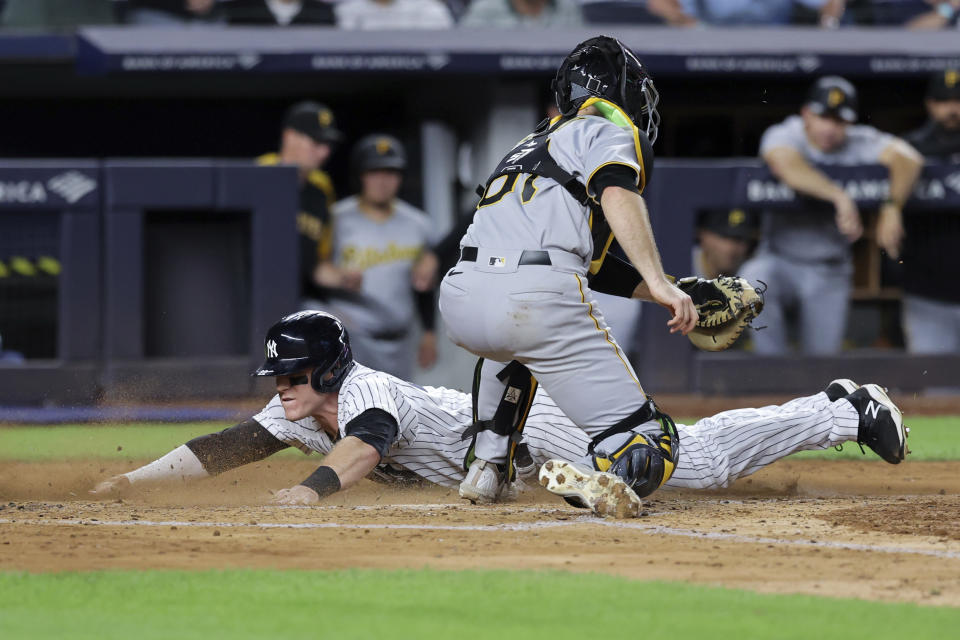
[439,247,650,464]
[739,251,852,355]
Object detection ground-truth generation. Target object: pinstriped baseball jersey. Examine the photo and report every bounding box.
[463,115,645,273]
[253,363,860,490]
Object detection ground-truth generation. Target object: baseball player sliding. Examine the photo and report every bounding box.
[91,311,909,517]
[438,35,700,510]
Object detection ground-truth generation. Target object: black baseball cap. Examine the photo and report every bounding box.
[352,134,407,173]
[283,101,342,144]
[805,76,858,123]
[698,208,758,241]
[927,69,960,101]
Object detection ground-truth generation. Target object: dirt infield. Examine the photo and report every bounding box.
[1,458,958,607]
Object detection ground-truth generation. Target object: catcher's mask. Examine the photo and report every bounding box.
[253,311,355,393]
[553,35,661,144]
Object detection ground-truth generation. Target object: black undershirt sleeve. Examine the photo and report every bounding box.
[590,164,642,198]
[343,409,400,458]
[588,253,643,299]
[185,419,290,476]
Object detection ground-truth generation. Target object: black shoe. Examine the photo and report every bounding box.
[845,384,907,464]
[824,378,859,402]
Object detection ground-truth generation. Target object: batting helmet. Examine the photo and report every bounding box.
[553,35,661,144]
[351,134,407,174]
[252,311,354,393]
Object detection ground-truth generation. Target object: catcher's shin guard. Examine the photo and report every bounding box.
[589,401,680,498]
[461,359,538,482]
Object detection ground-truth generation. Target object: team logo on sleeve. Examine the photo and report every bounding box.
[266,340,278,358]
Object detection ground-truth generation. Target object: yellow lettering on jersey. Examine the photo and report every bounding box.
[477,173,519,209]
[340,243,423,271]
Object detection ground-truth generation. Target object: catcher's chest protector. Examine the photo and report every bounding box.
[476,118,612,269]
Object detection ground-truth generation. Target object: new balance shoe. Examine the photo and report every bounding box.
[845,384,908,464]
[824,378,859,402]
[459,459,504,503]
[538,459,642,519]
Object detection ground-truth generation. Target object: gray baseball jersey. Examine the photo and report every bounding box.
[326,196,433,335]
[252,363,860,491]
[462,114,646,274]
[759,115,893,262]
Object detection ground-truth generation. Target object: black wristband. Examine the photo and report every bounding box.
[299,465,341,498]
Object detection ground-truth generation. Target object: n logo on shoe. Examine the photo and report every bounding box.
[865,400,882,420]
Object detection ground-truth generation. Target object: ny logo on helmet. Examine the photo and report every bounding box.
[266,340,278,358]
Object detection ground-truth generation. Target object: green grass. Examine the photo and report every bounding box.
[2,416,958,462]
[0,423,302,461]
[0,569,955,639]
[790,415,960,461]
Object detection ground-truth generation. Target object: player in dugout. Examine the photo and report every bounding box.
[311,134,439,381]
[258,101,341,305]
[91,311,909,518]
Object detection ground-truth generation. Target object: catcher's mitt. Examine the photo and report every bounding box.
[677,276,765,351]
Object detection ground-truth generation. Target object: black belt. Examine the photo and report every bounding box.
[459,246,552,266]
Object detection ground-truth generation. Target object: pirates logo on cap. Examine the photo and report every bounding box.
[318,109,333,128]
[375,138,392,155]
[828,88,845,108]
[728,209,746,227]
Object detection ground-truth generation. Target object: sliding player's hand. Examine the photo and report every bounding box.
[89,475,131,497]
[272,484,320,505]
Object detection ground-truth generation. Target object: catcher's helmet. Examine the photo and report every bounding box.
[553,35,661,144]
[252,311,354,393]
[351,134,407,174]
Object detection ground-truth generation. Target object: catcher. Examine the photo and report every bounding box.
[437,36,770,509]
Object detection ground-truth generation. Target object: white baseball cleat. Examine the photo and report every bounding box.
[459,459,504,503]
[538,459,642,519]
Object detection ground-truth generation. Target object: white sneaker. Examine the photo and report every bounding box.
[459,459,504,503]
[538,459,642,519]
